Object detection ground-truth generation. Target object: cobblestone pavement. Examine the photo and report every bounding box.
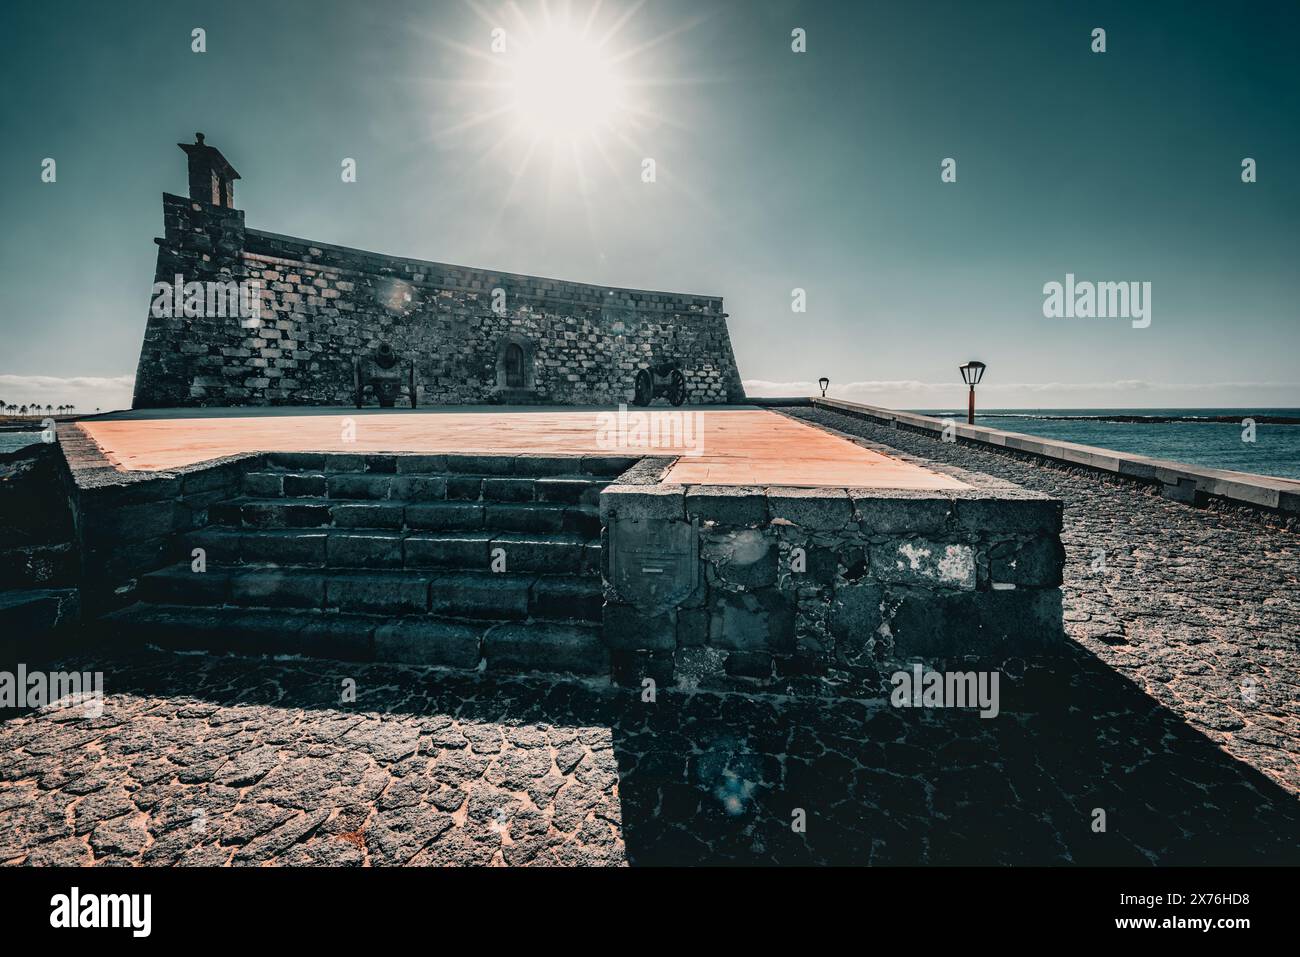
[1,410,1297,866]
[2,646,1297,866]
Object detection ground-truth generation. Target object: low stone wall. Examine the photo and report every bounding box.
[600,445,1065,692]
[58,423,257,618]
[0,442,83,663]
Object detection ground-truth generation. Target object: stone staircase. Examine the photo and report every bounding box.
[103,452,634,677]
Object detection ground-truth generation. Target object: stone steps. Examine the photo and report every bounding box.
[101,603,608,675]
[139,565,603,622]
[206,497,601,536]
[184,527,600,573]
[239,470,608,505]
[111,456,618,678]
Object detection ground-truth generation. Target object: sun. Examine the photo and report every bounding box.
[508,26,626,143]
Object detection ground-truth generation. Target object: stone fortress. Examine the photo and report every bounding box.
[132,135,746,409]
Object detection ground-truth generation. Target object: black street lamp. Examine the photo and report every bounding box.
[818,377,830,398]
[958,360,986,425]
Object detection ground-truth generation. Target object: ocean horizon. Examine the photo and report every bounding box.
[911,407,1300,480]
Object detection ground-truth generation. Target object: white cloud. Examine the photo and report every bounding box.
[0,374,135,413]
[743,378,1300,408]
[744,378,1300,395]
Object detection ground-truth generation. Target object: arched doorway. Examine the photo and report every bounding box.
[503,342,525,389]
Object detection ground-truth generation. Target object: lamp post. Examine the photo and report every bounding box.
[818,377,830,398]
[958,360,986,425]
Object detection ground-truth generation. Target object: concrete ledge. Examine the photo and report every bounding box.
[813,397,1300,515]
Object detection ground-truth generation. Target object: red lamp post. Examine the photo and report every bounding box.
[958,361,986,425]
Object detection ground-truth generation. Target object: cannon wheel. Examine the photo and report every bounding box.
[633,368,653,407]
[668,369,687,407]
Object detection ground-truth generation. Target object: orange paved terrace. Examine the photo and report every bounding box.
[75,406,969,490]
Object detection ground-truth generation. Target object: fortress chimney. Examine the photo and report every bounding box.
[178,132,240,208]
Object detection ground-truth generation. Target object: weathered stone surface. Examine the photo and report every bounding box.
[374,619,482,669]
[851,491,955,535]
[685,486,768,526]
[701,528,777,587]
[989,536,1065,587]
[708,589,795,652]
[870,539,976,590]
[483,623,608,675]
[6,642,1295,866]
[326,532,404,569]
[602,603,677,652]
[766,487,853,530]
[326,573,428,614]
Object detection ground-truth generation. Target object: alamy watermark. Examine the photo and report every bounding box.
[0,665,104,717]
[150,274,262,326]
[1043,273,1150,329]
[596,403,704,456]
[890,664,1000,718]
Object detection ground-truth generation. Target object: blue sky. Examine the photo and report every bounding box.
[2,0,1297,411]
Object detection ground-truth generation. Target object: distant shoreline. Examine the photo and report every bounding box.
[979,413,1300,426]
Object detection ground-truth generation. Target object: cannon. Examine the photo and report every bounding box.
[354,341,417,409]
[632,360,688,407]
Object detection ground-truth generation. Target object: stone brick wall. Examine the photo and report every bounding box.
[600,465,1066,692]
[133,194,745,409]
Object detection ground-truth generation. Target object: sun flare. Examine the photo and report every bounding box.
[509,26,626,143]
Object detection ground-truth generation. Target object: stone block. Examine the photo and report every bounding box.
[244,530,326,565]
[685,486,767,526]
[851,491,955,535]
[394,454,449,474]
[327,573,429,615]
[829,581,885,644]
[231,569,325,609]
[870,539,976,591]
[600,485,685,523]
[445,454,515,475]
[603,602,677,651]
[989,536,1065,588]
[531,577,603,622]
[483,622,608,675]
[404,533,492,569]
[374,619,482,669]
[283,473,327,497]
[725,651,774,679]
[405,502,483,531]
[390,475,448,501]
[242,472,283,497]
[701,528,777,587]
[429,572,529,619]
[482,477,536,502]
[326,532,404,569]
[485,503,563,533]
[331,502,404,529]
[953,495,1062,535]
[708,589,795,652]
[326,474,391,500]
[766,488,852,530]
[446,476,484,501]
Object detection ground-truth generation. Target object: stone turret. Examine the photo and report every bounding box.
[178,132,240,208]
